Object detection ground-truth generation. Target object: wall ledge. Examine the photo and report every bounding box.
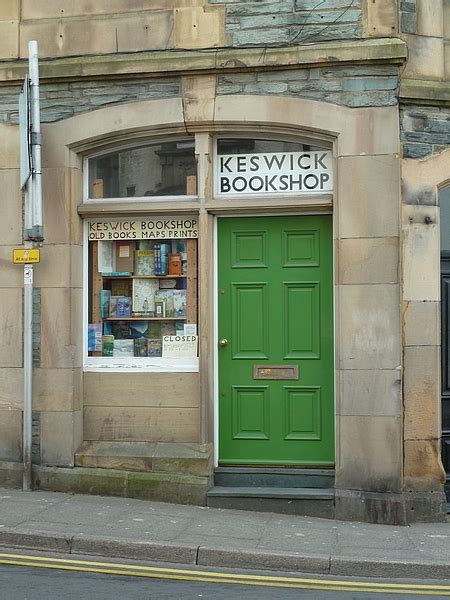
[0,38,407,85]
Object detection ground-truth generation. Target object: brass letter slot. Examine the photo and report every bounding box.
[253,365,299,380]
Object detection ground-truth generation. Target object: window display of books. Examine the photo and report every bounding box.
[90,237,196,360]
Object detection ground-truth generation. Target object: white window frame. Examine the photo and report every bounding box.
[83,138,198,204]
[82,223,199,373]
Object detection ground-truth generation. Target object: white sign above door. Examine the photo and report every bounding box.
[216,151,333,197]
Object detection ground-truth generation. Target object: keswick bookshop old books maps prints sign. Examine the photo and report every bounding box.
[88,217,197,361]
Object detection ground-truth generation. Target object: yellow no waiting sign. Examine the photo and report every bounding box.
[13,248,40,264]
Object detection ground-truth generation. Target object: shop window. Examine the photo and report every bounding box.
[85,217,198,371]
[215,137,333,198]
[87,138,197,199]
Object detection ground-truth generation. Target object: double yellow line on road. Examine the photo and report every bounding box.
[0,552,449,595]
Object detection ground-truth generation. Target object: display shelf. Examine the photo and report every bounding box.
[103,275,186,279]
[105,317,186,321]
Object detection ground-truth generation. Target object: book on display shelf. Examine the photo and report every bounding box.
[113,339,134,357]
[160,321,177,337]
[154,243,161,275]
[132,278,159,315]
[154,242,171,275]
[88,323,102,352]
[133,338,148,357]
[172,240,187,275]
[173,290,186,317]
[168,253,182,276]
[99,290,111,319]
[111,280,131,297]
[109,296,132,318]
[147,322,161,338]
[154,300,165,318]
[134,250,155,276]
[98,241,115,273]
[154,290,174,317]
[159,278,177,289]
[129,321,150,339]
[147,338,162,357]
[102,335,114,357]
[111,321,131,339]
[115,241,135,273]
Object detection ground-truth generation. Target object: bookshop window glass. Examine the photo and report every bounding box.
[217,138,326,155]
[88,138,197,199]
[85,217,199,371]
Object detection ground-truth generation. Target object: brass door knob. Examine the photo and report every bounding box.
[219,338,228,347]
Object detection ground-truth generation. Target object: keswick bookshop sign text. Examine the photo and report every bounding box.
[216,151,333,196]
[88,218,198,240]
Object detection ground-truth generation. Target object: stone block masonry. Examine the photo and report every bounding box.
[400,0,417,34]
[0,61,402,125]
[401,105,450,159]
[0,78,181,125]
[217,64,399,108]
[209,0,363,46]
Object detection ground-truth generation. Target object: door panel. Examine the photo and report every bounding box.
[284,282,320,358]
[283,386,321,441]
[283,229,320,266]
[218,215,334,466]
[232,386,270,440]
[232,283,268,358]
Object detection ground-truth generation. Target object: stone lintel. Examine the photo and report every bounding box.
[0,38,407,85]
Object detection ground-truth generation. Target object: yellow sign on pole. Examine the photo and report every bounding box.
[13,248,40,264]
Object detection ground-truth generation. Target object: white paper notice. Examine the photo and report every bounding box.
[184,324,197,336]
[162,335,198,358]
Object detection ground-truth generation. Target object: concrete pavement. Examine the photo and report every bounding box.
[0,487,449,579]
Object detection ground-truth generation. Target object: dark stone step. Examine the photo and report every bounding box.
[214,467,334,489]
[207,486,335,518]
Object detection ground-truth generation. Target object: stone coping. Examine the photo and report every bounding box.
[400,79,450,106]
[0,38,407,84]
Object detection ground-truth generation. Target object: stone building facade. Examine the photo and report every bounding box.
[0,0,448,524]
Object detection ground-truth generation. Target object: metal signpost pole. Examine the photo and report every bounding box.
[28,40,43,242]
[22,260,33,491]
[20,40,43,491]
[20,75,33,492]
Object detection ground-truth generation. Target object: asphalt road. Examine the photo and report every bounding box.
[0,554,449,600]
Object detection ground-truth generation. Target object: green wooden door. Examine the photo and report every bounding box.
[218,215,334,466]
